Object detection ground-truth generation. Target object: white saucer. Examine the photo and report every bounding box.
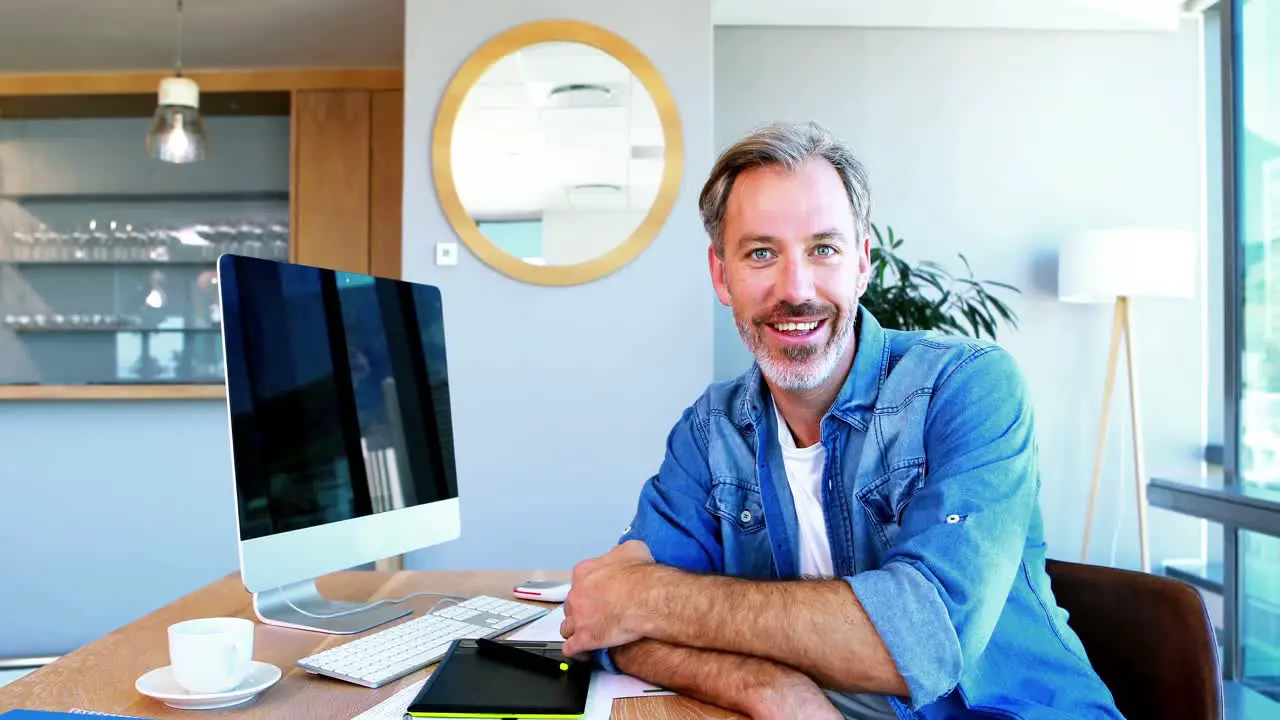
[136,661,282,710]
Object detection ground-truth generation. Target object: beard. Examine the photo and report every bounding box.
[735,299,858,392]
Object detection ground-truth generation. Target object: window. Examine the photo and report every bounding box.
[1227,0,1280,697]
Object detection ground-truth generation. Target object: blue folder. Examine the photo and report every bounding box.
[0,711,149,719]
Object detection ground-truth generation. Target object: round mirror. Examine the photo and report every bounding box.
[433,20,683,286]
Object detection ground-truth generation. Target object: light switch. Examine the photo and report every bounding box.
[436,242,458,266]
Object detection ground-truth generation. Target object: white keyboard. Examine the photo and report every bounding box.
[296,595,551,688]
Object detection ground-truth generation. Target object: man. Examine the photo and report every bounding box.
[558,121,1125,720]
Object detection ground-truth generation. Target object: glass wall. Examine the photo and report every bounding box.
[1232,0,1280,697]
[1238,0,1280,488]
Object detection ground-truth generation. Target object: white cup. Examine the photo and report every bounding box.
[167,617,255,694]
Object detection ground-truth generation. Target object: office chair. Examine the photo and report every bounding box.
[1044,558,1224,720]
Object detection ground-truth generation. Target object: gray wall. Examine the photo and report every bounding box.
[399,0,714,571]
[713,22,1210,572]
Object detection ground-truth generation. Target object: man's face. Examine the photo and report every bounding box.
[710,158,870,392]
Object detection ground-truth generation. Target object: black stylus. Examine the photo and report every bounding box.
[475,638,572,677]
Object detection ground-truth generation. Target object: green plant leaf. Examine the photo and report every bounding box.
[864,223,1020,340]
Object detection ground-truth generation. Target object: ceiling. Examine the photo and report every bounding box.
[0,0,1198,74]
[451,42,664,216]
[0,0,407,72]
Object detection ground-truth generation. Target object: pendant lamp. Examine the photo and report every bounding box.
[147,0,206,163]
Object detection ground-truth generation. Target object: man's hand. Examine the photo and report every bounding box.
[559,540,656,657]
[749,672,844,720]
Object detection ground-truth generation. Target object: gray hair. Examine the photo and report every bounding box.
[699,121,872,258]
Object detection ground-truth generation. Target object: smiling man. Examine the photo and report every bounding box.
[557,122,1126,720]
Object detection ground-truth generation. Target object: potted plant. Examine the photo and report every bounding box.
[861,224,1020,341]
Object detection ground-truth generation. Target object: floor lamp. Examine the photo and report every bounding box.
[1058,227,1197,573]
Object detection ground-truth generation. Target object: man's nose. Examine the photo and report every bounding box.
[776,255,817,302]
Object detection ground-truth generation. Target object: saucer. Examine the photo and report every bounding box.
[136,660,282,710]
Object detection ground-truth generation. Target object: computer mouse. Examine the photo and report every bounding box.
[513,579,572,603]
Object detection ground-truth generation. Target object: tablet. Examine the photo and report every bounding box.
[406,639,590,719]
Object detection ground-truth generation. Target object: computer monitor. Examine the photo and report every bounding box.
[217,254,461,634]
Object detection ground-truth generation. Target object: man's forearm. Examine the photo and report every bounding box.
[610,639,836,719]
[635,568,908,697]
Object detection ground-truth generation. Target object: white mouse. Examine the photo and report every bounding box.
[513,579,572,603]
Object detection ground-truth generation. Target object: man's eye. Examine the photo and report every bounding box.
[751,248,772,261]
[815,245,836,256]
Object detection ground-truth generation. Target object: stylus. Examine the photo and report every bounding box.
[475,638,572,677]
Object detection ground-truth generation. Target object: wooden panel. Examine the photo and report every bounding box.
[0,384,224,401]
[0,91,290,119]
[0,68,402,96]
[293,90,372,274]
[369,90,404,279]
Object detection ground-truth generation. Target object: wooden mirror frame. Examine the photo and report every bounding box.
[432,19,684,286]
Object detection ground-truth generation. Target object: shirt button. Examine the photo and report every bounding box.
[946,514,961,524]
[740,510,752,523]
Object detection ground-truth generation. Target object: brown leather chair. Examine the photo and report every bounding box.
[1044,558,1224,720]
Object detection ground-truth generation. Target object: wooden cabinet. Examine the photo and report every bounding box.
[0,70,404,400]
[293,89,404,279]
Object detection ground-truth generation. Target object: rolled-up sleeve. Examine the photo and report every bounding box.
[593,403,723,673]
[845,347,1039,708]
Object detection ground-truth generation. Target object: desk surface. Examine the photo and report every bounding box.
[0,570,740,720]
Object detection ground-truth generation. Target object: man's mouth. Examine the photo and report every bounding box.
[766,318,826,338]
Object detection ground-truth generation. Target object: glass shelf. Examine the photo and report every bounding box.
[0,93,291,396]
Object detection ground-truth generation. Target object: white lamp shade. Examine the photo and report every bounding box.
[1057,227,1197,303]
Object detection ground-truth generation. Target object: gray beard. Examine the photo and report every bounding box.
[738,309,857,392]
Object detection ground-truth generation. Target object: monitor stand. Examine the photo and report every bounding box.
[252,579,411,635]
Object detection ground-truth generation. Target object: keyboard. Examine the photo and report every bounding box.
[296,595,552,688]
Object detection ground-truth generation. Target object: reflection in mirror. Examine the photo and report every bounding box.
[451,41,665,267]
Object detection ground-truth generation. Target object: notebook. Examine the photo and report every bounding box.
[406,639,590,719]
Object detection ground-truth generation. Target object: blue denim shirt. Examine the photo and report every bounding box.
[599,307,1124,720]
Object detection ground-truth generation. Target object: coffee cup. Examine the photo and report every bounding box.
[167,617,255,694]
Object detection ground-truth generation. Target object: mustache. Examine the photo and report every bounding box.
[753,301,835,326]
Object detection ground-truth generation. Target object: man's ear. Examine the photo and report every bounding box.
[857,233,871,295]
[709,245,732,307]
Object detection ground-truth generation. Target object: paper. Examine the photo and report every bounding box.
[506,605,567,642]
[592,671,674,699]
[352,678,428,719]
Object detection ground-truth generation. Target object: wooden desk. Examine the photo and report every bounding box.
[0,570,739,719]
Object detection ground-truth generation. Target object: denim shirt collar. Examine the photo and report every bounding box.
[736,305,888,431]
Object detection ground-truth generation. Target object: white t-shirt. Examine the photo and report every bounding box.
[773,400,900,720]
[773,400,835,579]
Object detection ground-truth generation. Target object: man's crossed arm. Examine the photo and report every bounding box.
[608,638,844,720]
[558,541,909,702]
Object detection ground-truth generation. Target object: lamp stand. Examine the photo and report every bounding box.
[1081,296,1151,573]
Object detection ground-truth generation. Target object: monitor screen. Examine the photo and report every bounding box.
[218,255,458,542]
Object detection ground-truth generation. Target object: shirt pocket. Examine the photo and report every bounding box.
[704,480,767,535]
[856,461,925,549]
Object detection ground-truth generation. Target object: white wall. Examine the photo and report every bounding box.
[400,0,714,570]
[713,20,1210,572]
[541,208,647,265]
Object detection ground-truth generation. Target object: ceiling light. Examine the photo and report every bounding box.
[147,0,206,164]
[547,83,613,107]
[570,183,623,195]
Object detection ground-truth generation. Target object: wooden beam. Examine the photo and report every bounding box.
[369,90,404,279]
[0,385,224,401]
[293,90,372,274]
[0,68,402,96]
